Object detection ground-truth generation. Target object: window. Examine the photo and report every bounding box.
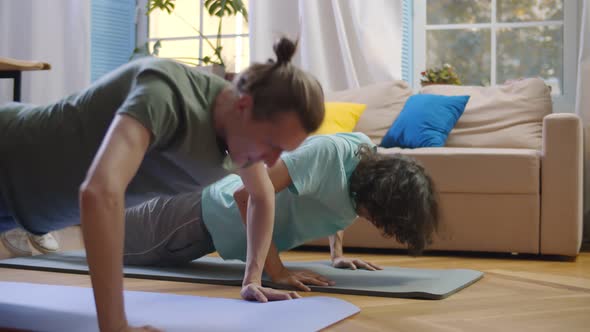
[413,0,578,109]
[402,0,414,84]
[91,0,136,82]
[142,0,249,73]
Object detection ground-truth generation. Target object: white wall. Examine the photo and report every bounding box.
[0,0,91,105]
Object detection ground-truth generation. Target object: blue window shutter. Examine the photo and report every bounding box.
[401,0,413,86]
[91,0,136,82]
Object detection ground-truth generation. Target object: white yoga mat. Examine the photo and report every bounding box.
[0,281,359,332]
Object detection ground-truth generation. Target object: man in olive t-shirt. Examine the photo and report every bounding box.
[0,57,231,235]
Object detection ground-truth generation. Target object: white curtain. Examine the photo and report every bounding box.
[0,0,91,105]
[250,0,402,92]
[576,0,590,241]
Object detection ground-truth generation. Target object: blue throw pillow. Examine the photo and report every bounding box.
[381,94,470,148]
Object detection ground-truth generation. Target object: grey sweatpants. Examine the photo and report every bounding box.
[123,191,215,267]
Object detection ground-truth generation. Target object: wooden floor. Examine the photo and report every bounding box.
[1,228,589,331]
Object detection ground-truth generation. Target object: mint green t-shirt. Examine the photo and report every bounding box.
[202,133,375,261]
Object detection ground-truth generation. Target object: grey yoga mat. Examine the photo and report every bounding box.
[0,251,483,300]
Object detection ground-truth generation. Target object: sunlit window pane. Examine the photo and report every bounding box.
[149,39,200,66]
[427,0,491,25]
[148,0,249,70]
[497,0,563,23]
[149,0,201,39]
[497,25,563,94]
[427,29,491,86]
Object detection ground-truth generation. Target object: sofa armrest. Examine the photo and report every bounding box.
[541,113,583,256]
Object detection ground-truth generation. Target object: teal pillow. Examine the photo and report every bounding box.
[381,94,470,148]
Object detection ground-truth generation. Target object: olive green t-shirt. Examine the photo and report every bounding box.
[0,57,230,233]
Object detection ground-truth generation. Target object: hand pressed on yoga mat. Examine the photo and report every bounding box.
[329,231,383,271]
[269,267,336,292]
[241,282,301,302]
[332,257,383,271]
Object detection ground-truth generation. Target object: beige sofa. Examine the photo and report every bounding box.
[307,78,584,257]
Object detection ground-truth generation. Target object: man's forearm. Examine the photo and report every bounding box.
[80,189,127,332]
[235,188,284,280]
[243,195,275,285]
[329,231,344,260]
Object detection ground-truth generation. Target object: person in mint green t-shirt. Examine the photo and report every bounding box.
[122,132,439,291]
[0,37,326,331]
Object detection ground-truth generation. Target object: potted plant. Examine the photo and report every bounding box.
[420,64,462,87]
[146,0,248,77]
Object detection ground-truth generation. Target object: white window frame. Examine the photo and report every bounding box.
[135,0,249,71]
[413,0,578,113]
[137,0,149,47]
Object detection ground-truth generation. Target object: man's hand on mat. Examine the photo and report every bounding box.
[271,268,336,292]
[332,257,383,271]
[241,282,301,302]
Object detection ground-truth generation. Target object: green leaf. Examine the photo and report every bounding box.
[234,0,248,20]
[147,0,175,15]
[208,2,221,16]
[204,0,246,17]
[152,40,162,56]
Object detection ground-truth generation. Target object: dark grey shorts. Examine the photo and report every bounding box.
[123,191,215,267]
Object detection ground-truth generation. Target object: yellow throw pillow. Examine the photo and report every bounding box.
[313,102,367,135]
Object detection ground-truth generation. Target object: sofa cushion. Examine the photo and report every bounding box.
[420,78,552,150]
[377,147,540,194]
[312,102,366,135]
[326,81,412,145]
[381,94,469,148]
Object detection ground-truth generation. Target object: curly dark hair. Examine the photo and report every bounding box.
[349,145,439,255]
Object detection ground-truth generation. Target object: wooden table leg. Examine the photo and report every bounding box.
[13,71,21,102]
[0,70,22,102]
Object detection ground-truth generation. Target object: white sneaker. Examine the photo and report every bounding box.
[28,232,60,254]
[0,228,32,257]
